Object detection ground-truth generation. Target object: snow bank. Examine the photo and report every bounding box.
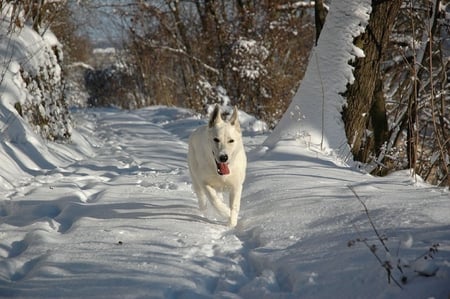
[264,0,372,163]
[0,7,79,189]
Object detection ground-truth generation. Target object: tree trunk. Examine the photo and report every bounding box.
[314,0,327,45]
[342,0,402,162]
[371,77,389,157]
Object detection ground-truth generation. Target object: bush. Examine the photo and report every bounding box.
[84,62,141,109]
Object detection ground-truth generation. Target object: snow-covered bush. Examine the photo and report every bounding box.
[230,38,269,81]
[196,76,231,110]
[84,61,141,109]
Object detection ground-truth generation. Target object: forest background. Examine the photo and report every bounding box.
[0,0,449,187]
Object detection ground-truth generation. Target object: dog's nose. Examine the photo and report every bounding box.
[219,154,228,162]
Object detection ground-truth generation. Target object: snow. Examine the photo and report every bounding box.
[231,38,269,80]
[264,0,372,162]
[1,1,449,298]
[0,106,449,299]
[93,48,117,55]
[0,6,71,142]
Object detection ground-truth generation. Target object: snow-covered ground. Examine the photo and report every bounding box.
[1,1,449,298]
[0,106,449,299]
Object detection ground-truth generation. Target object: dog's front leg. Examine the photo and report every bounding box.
[191,180,208,212]
[197,193,208,213]
[228,184,242,227]
[205,185,231,218]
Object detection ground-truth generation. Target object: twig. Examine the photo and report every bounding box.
[348,185,404,289]
[351,224,404,289]
[348,185,389,252]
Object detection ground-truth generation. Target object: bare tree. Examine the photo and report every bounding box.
[124,0,314,127]
[343,0,449,186]
[342,0,403,162]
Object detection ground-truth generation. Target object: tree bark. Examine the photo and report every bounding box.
[314,0,327,45]
[371,77,389,156]
[342,0,402,162]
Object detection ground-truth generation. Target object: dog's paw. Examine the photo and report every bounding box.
[198,198,207,211]
[228,217,238,228]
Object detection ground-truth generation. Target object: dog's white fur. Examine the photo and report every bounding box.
[188,105,247,227]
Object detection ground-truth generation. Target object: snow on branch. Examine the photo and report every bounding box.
[276,2,315,10]
[230,38,269,81]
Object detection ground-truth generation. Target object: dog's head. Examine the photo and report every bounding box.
[208,105,242,176]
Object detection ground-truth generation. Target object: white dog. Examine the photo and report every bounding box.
[188,105,247,227]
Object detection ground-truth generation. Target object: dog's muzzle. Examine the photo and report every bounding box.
[214,153,230,175]
[216,161,230,175]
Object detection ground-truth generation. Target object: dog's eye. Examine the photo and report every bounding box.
[213,138,220,143]
[228,139,234,143]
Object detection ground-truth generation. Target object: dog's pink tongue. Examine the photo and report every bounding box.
[217,162,230,175]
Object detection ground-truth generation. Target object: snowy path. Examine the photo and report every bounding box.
[0,108,246,298]
[0,107,449,299]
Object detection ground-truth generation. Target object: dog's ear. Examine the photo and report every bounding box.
[208,104,222,128]
[229,106,241,132]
